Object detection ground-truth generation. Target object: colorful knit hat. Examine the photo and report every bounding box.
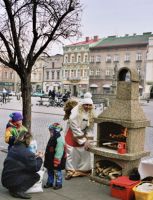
[9,112,23,122]
[48,123,63,132]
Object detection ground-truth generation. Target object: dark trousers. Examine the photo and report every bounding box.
[2,96,6,103]
[9,173,40,192]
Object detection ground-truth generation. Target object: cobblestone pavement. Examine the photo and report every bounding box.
[0,97,153,200]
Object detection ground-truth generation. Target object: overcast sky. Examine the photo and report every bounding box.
[52,0,153,54]
[81,0,153,37]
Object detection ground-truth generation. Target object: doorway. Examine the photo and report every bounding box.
[73,85,77,97]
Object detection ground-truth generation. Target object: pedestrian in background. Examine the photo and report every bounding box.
[1,131,43,199]
[44,123,66,190]
[65,92,95,180]
[5,112,27,150]
[2,88,7,104]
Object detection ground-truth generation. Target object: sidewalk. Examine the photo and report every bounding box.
[1,98,152,199]
[0,150,116,200]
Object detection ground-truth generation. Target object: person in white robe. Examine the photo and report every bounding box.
[65,92,95,180]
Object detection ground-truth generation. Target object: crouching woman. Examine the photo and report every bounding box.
[1,131,43,199]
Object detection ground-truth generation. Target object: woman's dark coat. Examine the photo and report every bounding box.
[1,142,43,191]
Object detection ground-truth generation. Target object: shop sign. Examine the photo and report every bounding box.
[0,82,14,86]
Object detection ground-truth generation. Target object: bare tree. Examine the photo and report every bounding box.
[0,0,82,130]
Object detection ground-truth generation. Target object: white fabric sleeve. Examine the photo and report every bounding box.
[69,110,87,145]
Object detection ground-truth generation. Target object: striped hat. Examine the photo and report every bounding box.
[48,123,63,132]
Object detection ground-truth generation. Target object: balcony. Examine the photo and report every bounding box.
[106,59,111,63]
[113,60,119,63]
[124,59,130,63]
[136,59,142,62]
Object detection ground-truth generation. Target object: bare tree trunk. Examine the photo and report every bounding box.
[21,74,32,131]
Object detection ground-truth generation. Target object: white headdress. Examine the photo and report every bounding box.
[81,92,93,105]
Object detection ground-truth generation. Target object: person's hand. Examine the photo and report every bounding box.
[53,158,60,169]
[84,140,92,151]
[36,151,44,158]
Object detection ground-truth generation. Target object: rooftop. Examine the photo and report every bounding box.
[91,32,153,49]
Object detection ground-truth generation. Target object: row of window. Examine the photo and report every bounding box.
[64,52,143,64]
[63,69,88,78]
[90,53,143,63]
[45,70,60,80]
[62,69,111,77]
[64,54,88,63]
[0,71,14,79]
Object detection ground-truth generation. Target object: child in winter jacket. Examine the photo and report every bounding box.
[44,123,66,190]
[5,112,27,150]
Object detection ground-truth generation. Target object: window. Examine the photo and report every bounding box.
[114,54,119,62]
[10,72,14,79]
[106,55,111,62]
[136,53,142,61]
[77,55,81,63]
[105,69,110,76]
[96,69,100,76]
[46,71,49,80]
[77,69,81,77]
[71,55,75,63]
[57,71,60,79]
[90,69,94,76]
[90,56,94,63]
[4,71,8,79]
[84,69,88,77]
[74,70,76,77]
[125,53,130,61]
[65,70,68,78]
[52,71,54,79]
[71,70,74,77]
[64,55,68,63]
[96,55,101,62]
[52,62,54,69]
[84,55,88,63]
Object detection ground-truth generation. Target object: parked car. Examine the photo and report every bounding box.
[8,91,16,96]
[31,92,46,97]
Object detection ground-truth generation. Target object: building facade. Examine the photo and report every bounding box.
[62,36,100,96]
[0,64,20,92]
[31,54,63,94]
[43,54,63,94]
[89,32,153,98]
[145,37,153,98]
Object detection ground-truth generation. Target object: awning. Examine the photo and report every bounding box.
[90,84,98,88]
[103,84,111,88]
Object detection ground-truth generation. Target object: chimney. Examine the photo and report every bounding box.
[86,37,89,42]
[94,35,98,41]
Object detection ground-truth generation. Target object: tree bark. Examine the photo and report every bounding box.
[21,73,32,131]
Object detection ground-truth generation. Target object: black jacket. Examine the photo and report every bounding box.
[44,133,66,170]
[1,142,43,189]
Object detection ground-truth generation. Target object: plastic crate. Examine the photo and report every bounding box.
[133,182,153,200]
[110,176,140,200]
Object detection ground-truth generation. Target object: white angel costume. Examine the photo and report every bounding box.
[65,92,95,179]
